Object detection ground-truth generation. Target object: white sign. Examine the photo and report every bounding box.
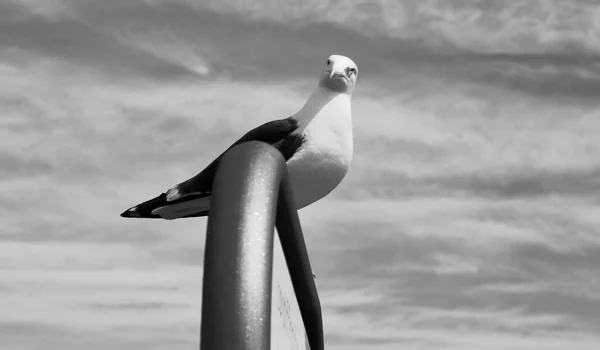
[270,231,310,350]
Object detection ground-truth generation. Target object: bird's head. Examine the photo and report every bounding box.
[318,54,358,94]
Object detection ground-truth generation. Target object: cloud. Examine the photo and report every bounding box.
[0,321,198,350]
[6,0,600,99]
[0,21,201,82]
[189,0,600,55]
[348,167,600,201]
[303,199,600,348]
[1,0,76,23]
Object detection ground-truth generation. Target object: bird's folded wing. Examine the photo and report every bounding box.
[165,117,302,201]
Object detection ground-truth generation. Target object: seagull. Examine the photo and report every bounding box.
[121,54,358,220]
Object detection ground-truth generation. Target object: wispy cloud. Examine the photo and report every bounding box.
[192,0,600,54]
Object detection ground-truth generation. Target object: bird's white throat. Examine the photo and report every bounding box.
[292,87,352,134]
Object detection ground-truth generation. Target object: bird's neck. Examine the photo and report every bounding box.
[293,87,351,133]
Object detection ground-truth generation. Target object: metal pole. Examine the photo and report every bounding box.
[276,177,324,350]
[200,141,286,350]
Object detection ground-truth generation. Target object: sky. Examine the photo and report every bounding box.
[1,0,600,349]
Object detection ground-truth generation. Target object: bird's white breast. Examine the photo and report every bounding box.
[286,94,353,208]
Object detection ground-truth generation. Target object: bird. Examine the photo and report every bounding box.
[121,54,358,220]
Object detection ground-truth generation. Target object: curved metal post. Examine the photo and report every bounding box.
[200,141,324,350]
[200,142,285,350]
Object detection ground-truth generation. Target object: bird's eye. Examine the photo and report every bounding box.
[349,67,357,75]
[326,59,332,66]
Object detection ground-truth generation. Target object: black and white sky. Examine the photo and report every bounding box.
[1,0,600,349]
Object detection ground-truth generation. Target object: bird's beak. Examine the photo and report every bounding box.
[329,70,345,79]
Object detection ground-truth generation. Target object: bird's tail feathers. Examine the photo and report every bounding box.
[165,177,208,202]
[120,192,210,219]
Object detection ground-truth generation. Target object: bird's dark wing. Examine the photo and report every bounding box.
[121,117,305,219]
[161,117,303,202]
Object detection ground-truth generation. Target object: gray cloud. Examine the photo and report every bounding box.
[0,2,203,81]
[149,244,205,266]
[87,301,189,311]
[309,214,600,337]
[196,0,600,55]
[5,0,600,103]
[0,321,198,350]
[0,224,169,244]
[355,167,600,200]
[512,243,600,273]
[0,153,53,178]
